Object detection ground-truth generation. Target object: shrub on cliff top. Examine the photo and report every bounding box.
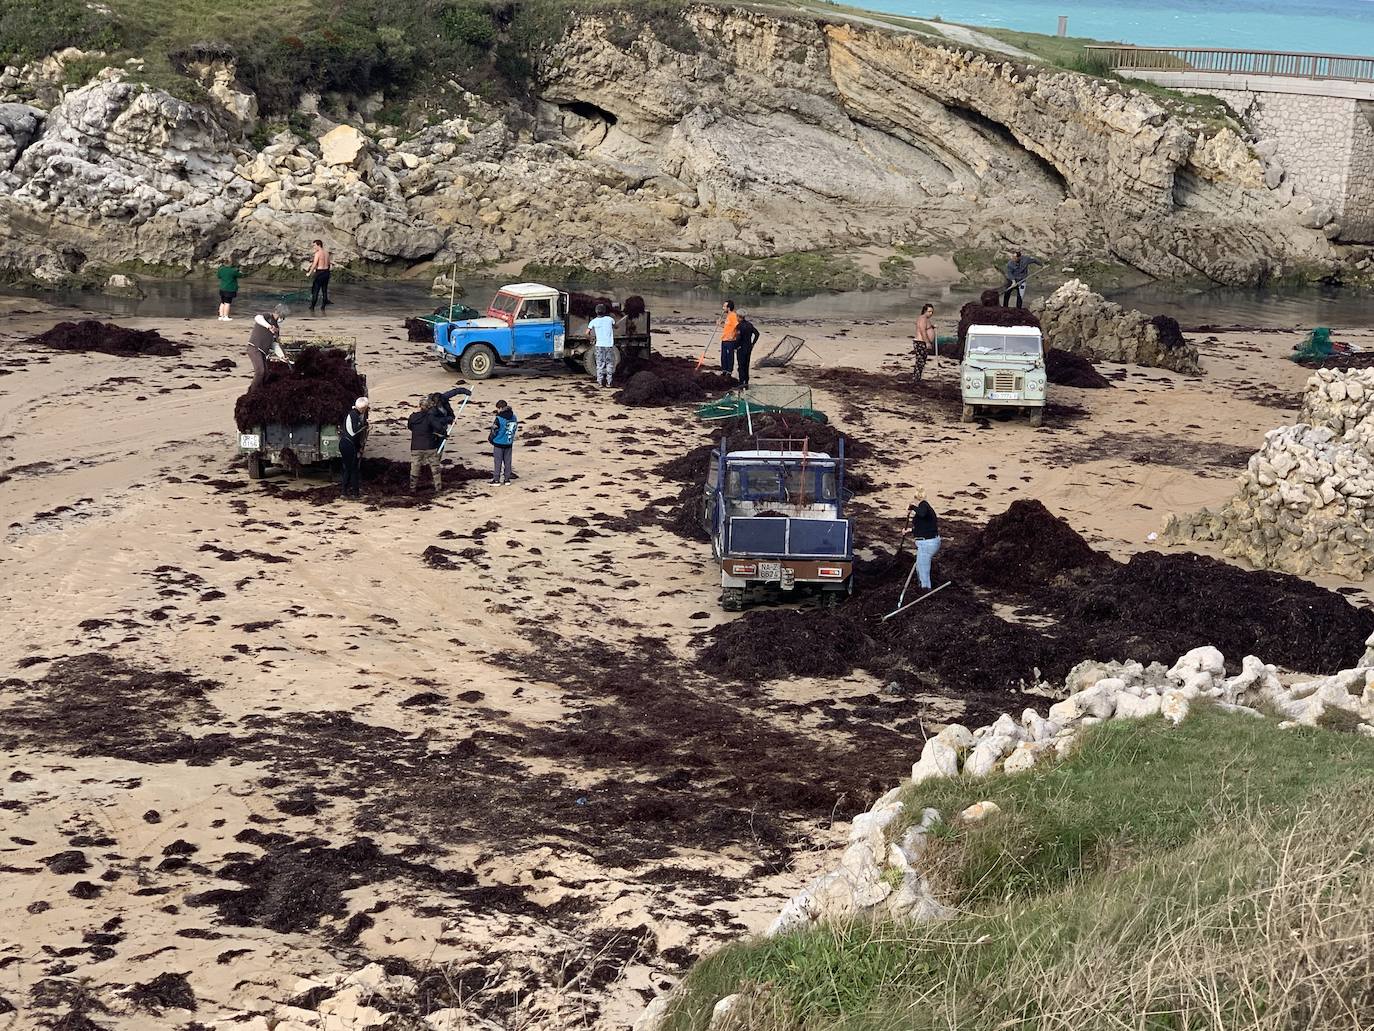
[0,0,123,63]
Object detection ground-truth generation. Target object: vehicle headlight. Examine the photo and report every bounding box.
[1026,373,1046,390]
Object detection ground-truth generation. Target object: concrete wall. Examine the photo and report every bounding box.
[1121,70,1374,243]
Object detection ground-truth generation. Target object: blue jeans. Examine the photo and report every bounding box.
[721,341,736,374]
[915,536,941,590]
[594,346,617,387]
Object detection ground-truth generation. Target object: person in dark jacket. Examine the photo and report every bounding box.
[734,313,760,389]
[339,397,369,499]
[909,497,941,590]
[488,400,518,485]
[407,396,449,492]
[431,386,472,425]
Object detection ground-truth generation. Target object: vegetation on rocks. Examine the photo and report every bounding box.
[662,706,1374,1030]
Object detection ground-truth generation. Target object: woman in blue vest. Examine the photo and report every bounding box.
[489,400,518,485]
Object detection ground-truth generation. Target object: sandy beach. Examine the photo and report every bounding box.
[2,295,1370,1030]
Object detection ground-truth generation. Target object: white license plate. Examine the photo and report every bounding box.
[987,391,1020,401]
[239,433,260,449]
[758,561,782,580]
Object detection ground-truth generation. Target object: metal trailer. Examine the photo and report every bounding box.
[237,337,363,480]
[699,436,855,611]
[431,282,651,380]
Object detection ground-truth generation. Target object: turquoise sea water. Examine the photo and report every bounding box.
[851,0,1374,57]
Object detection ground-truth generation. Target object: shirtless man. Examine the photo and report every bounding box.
[308,239,332,313]
[913,303,936,382]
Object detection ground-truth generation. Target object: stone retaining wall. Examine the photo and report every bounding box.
[1189,87,1374,243]
[1166,368,1374,580]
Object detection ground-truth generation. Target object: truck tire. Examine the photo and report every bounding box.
[960,403,976,423]
[460,344,497,380]
[563,356,583,373]
[1028,407,1044,427]
[246,454,265,480]
[722,587,746,612]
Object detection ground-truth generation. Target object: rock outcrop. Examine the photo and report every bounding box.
[1166,369,1374,580]
[0,71,252,269]
[1035,279,1202,374]
[0,6,1352,281]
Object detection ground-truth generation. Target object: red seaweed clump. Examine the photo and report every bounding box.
[956,303,1041,347]
[613,354,735,407]
[961,499,1110,589]
[234,348,366,431]
[28,320,184,357]
[1149,314,1187,350]
[1044,349,1111,388]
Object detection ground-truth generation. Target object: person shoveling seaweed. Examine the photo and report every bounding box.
[27,320,184,357]
[234,347,366,431]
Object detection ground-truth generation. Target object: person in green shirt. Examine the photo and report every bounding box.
[217,263,241,321]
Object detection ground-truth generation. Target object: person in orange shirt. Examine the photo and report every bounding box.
[720,299,741,374]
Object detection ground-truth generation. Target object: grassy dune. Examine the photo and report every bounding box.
[662,707,1374,1030]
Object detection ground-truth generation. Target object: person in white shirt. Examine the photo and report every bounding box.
[588,303,619,387]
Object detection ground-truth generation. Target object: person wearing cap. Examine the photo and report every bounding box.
[339,397,369,499]
[588,302,618,387]
[247,305,288,387]
[408,395,449,493]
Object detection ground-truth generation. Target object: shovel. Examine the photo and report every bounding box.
[882,579,951,621]
[437,394,470,459]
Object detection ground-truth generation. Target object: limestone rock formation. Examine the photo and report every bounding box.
[0,103,43,171]
[1036,279,1202,374]
[0,5,1353,281]
[1166,368,1374,580]
[0,71,252,270]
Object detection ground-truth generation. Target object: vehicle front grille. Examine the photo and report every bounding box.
[992,371,1021,392]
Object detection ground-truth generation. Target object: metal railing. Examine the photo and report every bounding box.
[1085,45,1374,83]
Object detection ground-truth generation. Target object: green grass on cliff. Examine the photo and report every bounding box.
[660,707,1374,1031]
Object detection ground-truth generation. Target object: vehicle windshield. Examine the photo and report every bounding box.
[968,333,1040,356]
[489,293,519,316]
[725,463,837,502]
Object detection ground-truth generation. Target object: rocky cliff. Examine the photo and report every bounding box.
[0,6,1351,285]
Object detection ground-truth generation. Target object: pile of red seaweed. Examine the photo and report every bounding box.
[234,347,366,431]
[1044,349,1111,388]
[613,354,736,407]
[567,293,647,320]
[956,302,1042,347]
[1149,314,1188,350]
[28,320,184,357]
[697,499,1374,695]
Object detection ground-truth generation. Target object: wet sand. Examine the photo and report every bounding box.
[2,296,1370,1029]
